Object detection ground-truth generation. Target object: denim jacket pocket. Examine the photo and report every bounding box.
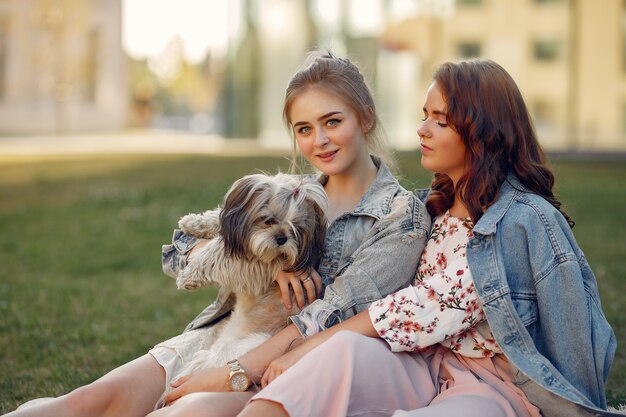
[510,293,538,326]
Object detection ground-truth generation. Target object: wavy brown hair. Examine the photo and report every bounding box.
[426,59,574,227]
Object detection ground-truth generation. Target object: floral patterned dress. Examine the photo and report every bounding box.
[369,210,501,357]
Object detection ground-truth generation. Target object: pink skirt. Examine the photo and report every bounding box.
[251,331,542,417]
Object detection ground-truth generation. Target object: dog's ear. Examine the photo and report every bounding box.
[219,175,265,258]
[308,195,328,268]
[290,180,328,271]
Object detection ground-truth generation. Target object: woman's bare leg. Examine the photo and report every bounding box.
[146,392,254,417]
[3,354,165,417]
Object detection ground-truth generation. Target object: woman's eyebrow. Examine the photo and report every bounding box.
[293,111,343,127]
[422,108,448,117]
[318,111,342,121]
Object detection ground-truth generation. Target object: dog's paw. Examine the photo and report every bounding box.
[175,244,213,291]
[178,213,206,237]
[179,209,220,238]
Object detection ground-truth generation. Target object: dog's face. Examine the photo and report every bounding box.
[219,173,327,273]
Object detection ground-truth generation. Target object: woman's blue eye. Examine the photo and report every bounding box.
[297,126,311,134]
[327,119,340,126]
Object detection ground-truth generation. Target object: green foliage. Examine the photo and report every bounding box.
[0,153,624,412]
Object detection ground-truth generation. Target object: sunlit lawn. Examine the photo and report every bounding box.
[0,152,624,413]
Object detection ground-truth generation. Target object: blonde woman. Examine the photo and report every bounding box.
[5,52,430,417]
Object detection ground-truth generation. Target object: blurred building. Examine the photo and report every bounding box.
[379,0,625,151]
[2,0,622,152]
[224,0,625,152]
[0,0,127,135]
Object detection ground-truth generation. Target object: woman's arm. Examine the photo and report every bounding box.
[261,253,485,385]
[161,231,209,278]
[165,195,428,401]
[164,322,305,404]
[291,194,430,337]
[261,309,377,386]
[165,309,378,405]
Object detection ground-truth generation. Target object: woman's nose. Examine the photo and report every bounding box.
[417,124,428,140]
[314,129,329,146]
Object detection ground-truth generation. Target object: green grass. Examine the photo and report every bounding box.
[0,153,624,412]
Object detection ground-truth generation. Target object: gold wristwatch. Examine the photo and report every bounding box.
[227,359,251,392]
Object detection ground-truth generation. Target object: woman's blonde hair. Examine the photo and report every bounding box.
[283,50,395,173]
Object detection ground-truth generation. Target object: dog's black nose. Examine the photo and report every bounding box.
[275,235,288,246]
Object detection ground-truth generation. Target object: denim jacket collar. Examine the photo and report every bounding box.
[472,173,525,236]
[318,156,397,220]
[415,173,527,237]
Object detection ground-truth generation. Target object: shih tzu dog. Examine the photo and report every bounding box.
[173,172,327,379]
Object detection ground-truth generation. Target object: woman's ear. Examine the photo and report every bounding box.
[362,106,375,133]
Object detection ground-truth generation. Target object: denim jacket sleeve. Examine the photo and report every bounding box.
[505,204,615,412]
[161,229,203,278]
[290,192,431,338]
[468,181,616,415]
[163,227,238,333]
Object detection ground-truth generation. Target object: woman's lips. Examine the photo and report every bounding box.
[317,150,338,161]
[421,144,432,153]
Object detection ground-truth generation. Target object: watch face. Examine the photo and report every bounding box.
[230,372,250,392]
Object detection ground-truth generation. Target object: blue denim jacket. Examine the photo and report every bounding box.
[163,157,431,338]
[417,175,617,417]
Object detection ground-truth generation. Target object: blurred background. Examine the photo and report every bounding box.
[1,1,625,411]
[0,0,625,153]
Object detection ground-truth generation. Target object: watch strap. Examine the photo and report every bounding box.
[227,359,243,373]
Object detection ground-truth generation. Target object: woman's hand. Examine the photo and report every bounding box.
[260,343,312,387]
[164,366,230,405]
[261,310,380,387]
[274,269,322,310]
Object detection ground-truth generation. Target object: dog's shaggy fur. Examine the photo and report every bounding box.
[174,172,327,380]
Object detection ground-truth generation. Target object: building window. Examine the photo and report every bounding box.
[80,27,99,103]
[457,42,481,58]
[533,39,562,61]
[533,100,558,131]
